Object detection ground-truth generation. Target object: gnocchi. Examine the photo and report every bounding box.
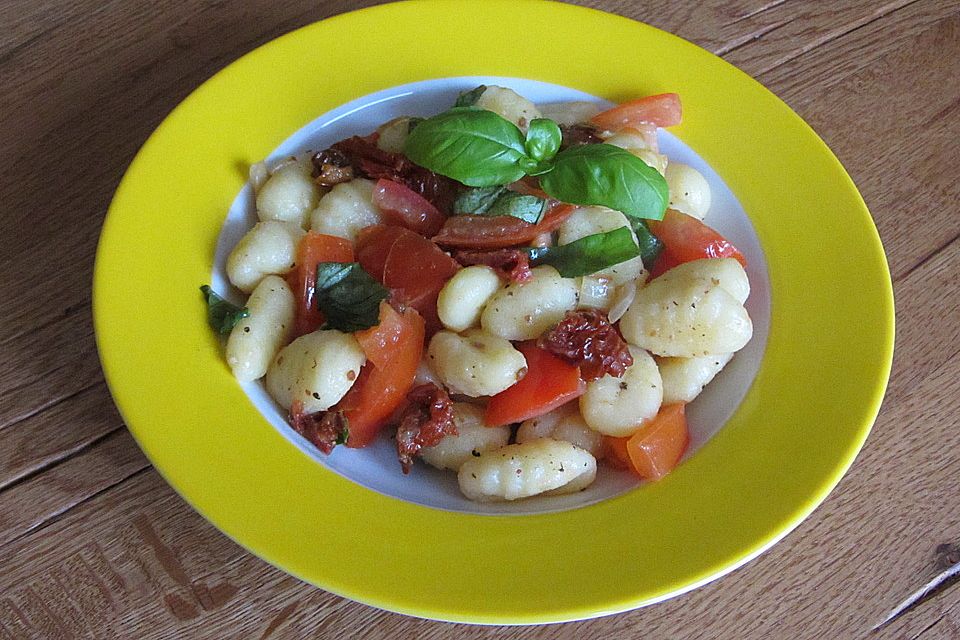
[659,352,734,404]
[481,266,578,341]
[255,158,321,228]
[474,85,542,130]
[309,178,381,241]
[536,100,601,126]
[437,265,501,332]
[427,329,527,397]
[580,345,663,436]
[517,404,604,458]
[265,330,365,413]
[226,220,304,293]
[419,403,511,471]
[458,439,597,502]
[619,274,752,358]
[226,276,295,382]
[665,163,711,220]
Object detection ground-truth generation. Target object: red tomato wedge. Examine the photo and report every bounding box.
[286,232,354,338]
[356,224,407,281]
[485,342,585,427]
[625,404,689,481]
[383,231,459,334]
[338,302,425,448]
[371,178,446,237]
[646,209,747,278]
[432,203,576,249]
[591,93,682,131]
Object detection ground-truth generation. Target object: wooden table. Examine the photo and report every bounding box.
[1,1,958,637]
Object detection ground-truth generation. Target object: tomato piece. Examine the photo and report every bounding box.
[484,342,585,427]
[591,93,682,131]
[383,230,459,334]
[355,224,407,282]
[337,302,425,448]
[625,404,689,481]
[286,232,354,338]
[603,436,632,470]
[432,203,576,249]
[646,209,747,278]
[372,178,446,237]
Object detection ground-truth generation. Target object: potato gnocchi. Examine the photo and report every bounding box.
[205,85,753,503]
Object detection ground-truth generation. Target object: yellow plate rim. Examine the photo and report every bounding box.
[93,0,894,624]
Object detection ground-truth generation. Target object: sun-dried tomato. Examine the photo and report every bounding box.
[559,123,603,150]
[537,309,633,381]
[395,383,456,474]
[326,136,460,213]
[453,248,533,283]
[310,148,354,187]
[289,401,349,455]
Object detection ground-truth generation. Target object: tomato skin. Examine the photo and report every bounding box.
[484,342,585,427]
[432,203,576,249]
[356,224,407,282]
[286,232,355,338]
[372,178,446,237]
[625,404,689,481]
[356,224,459,335]
[646,209,746,278]
[591,93,682,131]
[338,302,425,448]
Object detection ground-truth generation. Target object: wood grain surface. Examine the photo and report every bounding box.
[1,1,958,638]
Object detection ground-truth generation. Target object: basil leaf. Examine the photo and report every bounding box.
[200,285,249,335]
[454,85,487,107]
[527,227,640,277]
[524,118,562,163]
[452,185,507,214]
[629,218,665,265]
[407,117,423,133]
[403,107,528,187]
[539,144,669,220]
[486,192,546,224]
[314,263,389,332]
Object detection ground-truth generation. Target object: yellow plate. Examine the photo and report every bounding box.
[94,0,894,623]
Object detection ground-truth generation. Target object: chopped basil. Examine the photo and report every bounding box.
[403,107,528,187]
[527,227,640,277]
[486,192,546,224]
[199,285,249,335]
[452,185,507,215]
[454,85,487,107]
[453,186,545,224]
[314,263,389,332]
[630,218,665,265]
[539,144,669,220]
[335,421,350,446]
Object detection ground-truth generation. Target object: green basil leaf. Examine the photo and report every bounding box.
[454,85,487,107]
[403,107,528,187]
[314,263,389,332]
[527,227,640,277]
[486,192,546,224]
[452,185,507,214]
[539,144,669,220]
[524,118,562,163]
[200,285,249,335]
[629,218,665,265]
[407,117,423,133]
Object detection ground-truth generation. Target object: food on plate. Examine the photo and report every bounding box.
[201,84,753,502]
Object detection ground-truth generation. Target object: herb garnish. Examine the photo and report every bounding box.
[314,262,389,332]
[526,227,641,277]
[200,285,249,334]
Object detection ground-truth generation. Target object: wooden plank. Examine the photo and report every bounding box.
[0,381,119,490]
[0,429,148,549]
[755,4,960,280]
